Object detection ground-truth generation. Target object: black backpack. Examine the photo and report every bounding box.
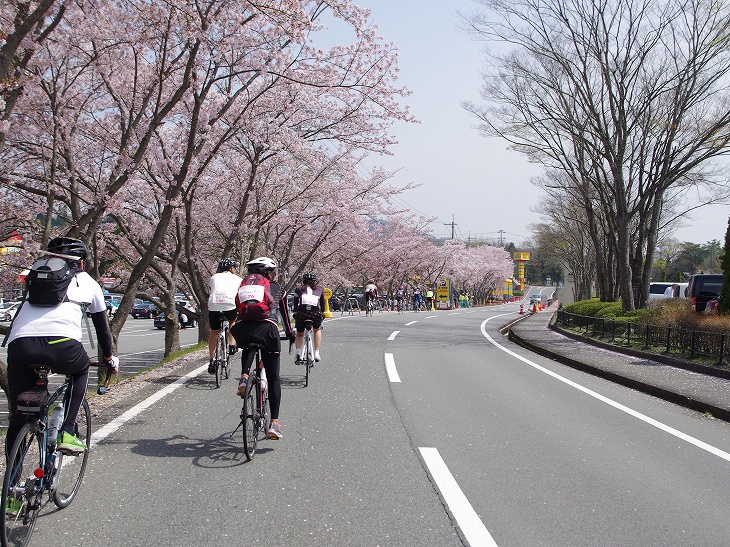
[25,256,80,306]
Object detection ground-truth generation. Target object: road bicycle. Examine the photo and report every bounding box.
[213,318,231,388]
[296,320,315,388]
[1,362,113,547]
[365,298,375,317]
[232,345,270,461]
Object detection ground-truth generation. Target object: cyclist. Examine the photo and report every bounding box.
[364,279,378,310]
[207,258,242,374]
[230,257,294,440]
[293,272,325,363]
[395,286,405,311]
[4,237,119,456]
[412,286,422,311]
[425,287,434,310]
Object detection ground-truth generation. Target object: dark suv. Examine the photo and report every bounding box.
[686,274,723,312]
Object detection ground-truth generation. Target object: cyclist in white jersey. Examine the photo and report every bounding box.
[207,258,242,374]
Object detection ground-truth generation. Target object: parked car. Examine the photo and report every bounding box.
[131,301,157,319]
[686,273,724,312]
[529,294,542,305]
[154,310,195,329]
[0,301,22,322]
[648,282,674,300]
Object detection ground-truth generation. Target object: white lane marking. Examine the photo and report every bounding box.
[388,331,400,340]
[385,353,401,383]
[425,315,437,319]
[420,447,498,547]
[90,364,207,448]
[448,312,459,315]
[480,316,730,463]
[405,321,418,326]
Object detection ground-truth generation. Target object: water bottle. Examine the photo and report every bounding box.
[47,404,64,446]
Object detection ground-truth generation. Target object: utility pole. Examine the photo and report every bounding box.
[498,230,505,247]
[444,215,456,240]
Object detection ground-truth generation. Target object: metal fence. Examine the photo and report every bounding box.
[555,309,730,365]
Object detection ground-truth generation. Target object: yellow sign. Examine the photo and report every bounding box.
[323,287,333,318]
[513,251,530,261]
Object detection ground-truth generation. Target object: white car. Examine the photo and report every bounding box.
[0,301,22,322]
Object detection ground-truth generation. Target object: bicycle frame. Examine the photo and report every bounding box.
[234,345,270,461]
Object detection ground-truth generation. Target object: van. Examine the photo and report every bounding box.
[686,274,724,312]
[648,282,673,300]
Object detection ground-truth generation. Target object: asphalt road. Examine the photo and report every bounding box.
[9,305,730,545]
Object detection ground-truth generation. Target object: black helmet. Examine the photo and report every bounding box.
[47,237,87,260]
[246,256,277,273]
[217,258,237,273]
[303,272,317,283]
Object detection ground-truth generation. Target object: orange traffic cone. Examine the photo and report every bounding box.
[519,304,524,315]
[532,303,537,313]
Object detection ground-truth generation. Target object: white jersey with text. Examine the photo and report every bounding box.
[208,271,243,311]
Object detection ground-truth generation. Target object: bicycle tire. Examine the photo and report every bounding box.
[223,326,230,380]
[214,333,224,388]
[53,399,91,508]
[241,372,258,460]
[1,423,42,547]
[303,333,310,388]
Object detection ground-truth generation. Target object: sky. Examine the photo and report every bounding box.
[334,0,730,246]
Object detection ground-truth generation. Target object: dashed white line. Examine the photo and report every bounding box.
[388,331,400,340]
[419,447,498,547]
[425,315,437,319]
[405,321,418,326]
[384,353,401,383]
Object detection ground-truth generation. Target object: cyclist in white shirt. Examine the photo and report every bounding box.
[5,237,119,456]
[207,258,242,374]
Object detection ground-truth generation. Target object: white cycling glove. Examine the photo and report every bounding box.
[106,355,120,372]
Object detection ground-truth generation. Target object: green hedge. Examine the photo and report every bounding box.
[563,298,648,320]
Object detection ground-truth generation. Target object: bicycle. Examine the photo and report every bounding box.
[296,320,315,388]
[213,319,231,388]
[365,298,374,317]
[232,344,270,461]
[1,362,113,547]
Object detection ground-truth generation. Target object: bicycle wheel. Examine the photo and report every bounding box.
[214,334,223,388]
[241,372,258,461]
[302,334,310,388]
[53,399,91,508]
[222,327,230,380]
[1,423,42,547]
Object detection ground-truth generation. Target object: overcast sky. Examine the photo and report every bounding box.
[344,0,730,246]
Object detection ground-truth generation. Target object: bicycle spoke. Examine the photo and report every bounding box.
[53,399,91,508]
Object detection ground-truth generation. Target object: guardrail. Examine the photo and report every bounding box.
[555,309,730,365]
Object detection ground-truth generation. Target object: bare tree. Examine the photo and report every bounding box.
[463,0,730,310]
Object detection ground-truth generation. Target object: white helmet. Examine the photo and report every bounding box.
[246,256,277,273]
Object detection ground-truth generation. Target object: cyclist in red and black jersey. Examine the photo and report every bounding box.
[230,257,294,440]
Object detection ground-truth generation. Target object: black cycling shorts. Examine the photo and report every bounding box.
[230,320,281,354]
[208,309,237,330]
[294,307,323,332]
